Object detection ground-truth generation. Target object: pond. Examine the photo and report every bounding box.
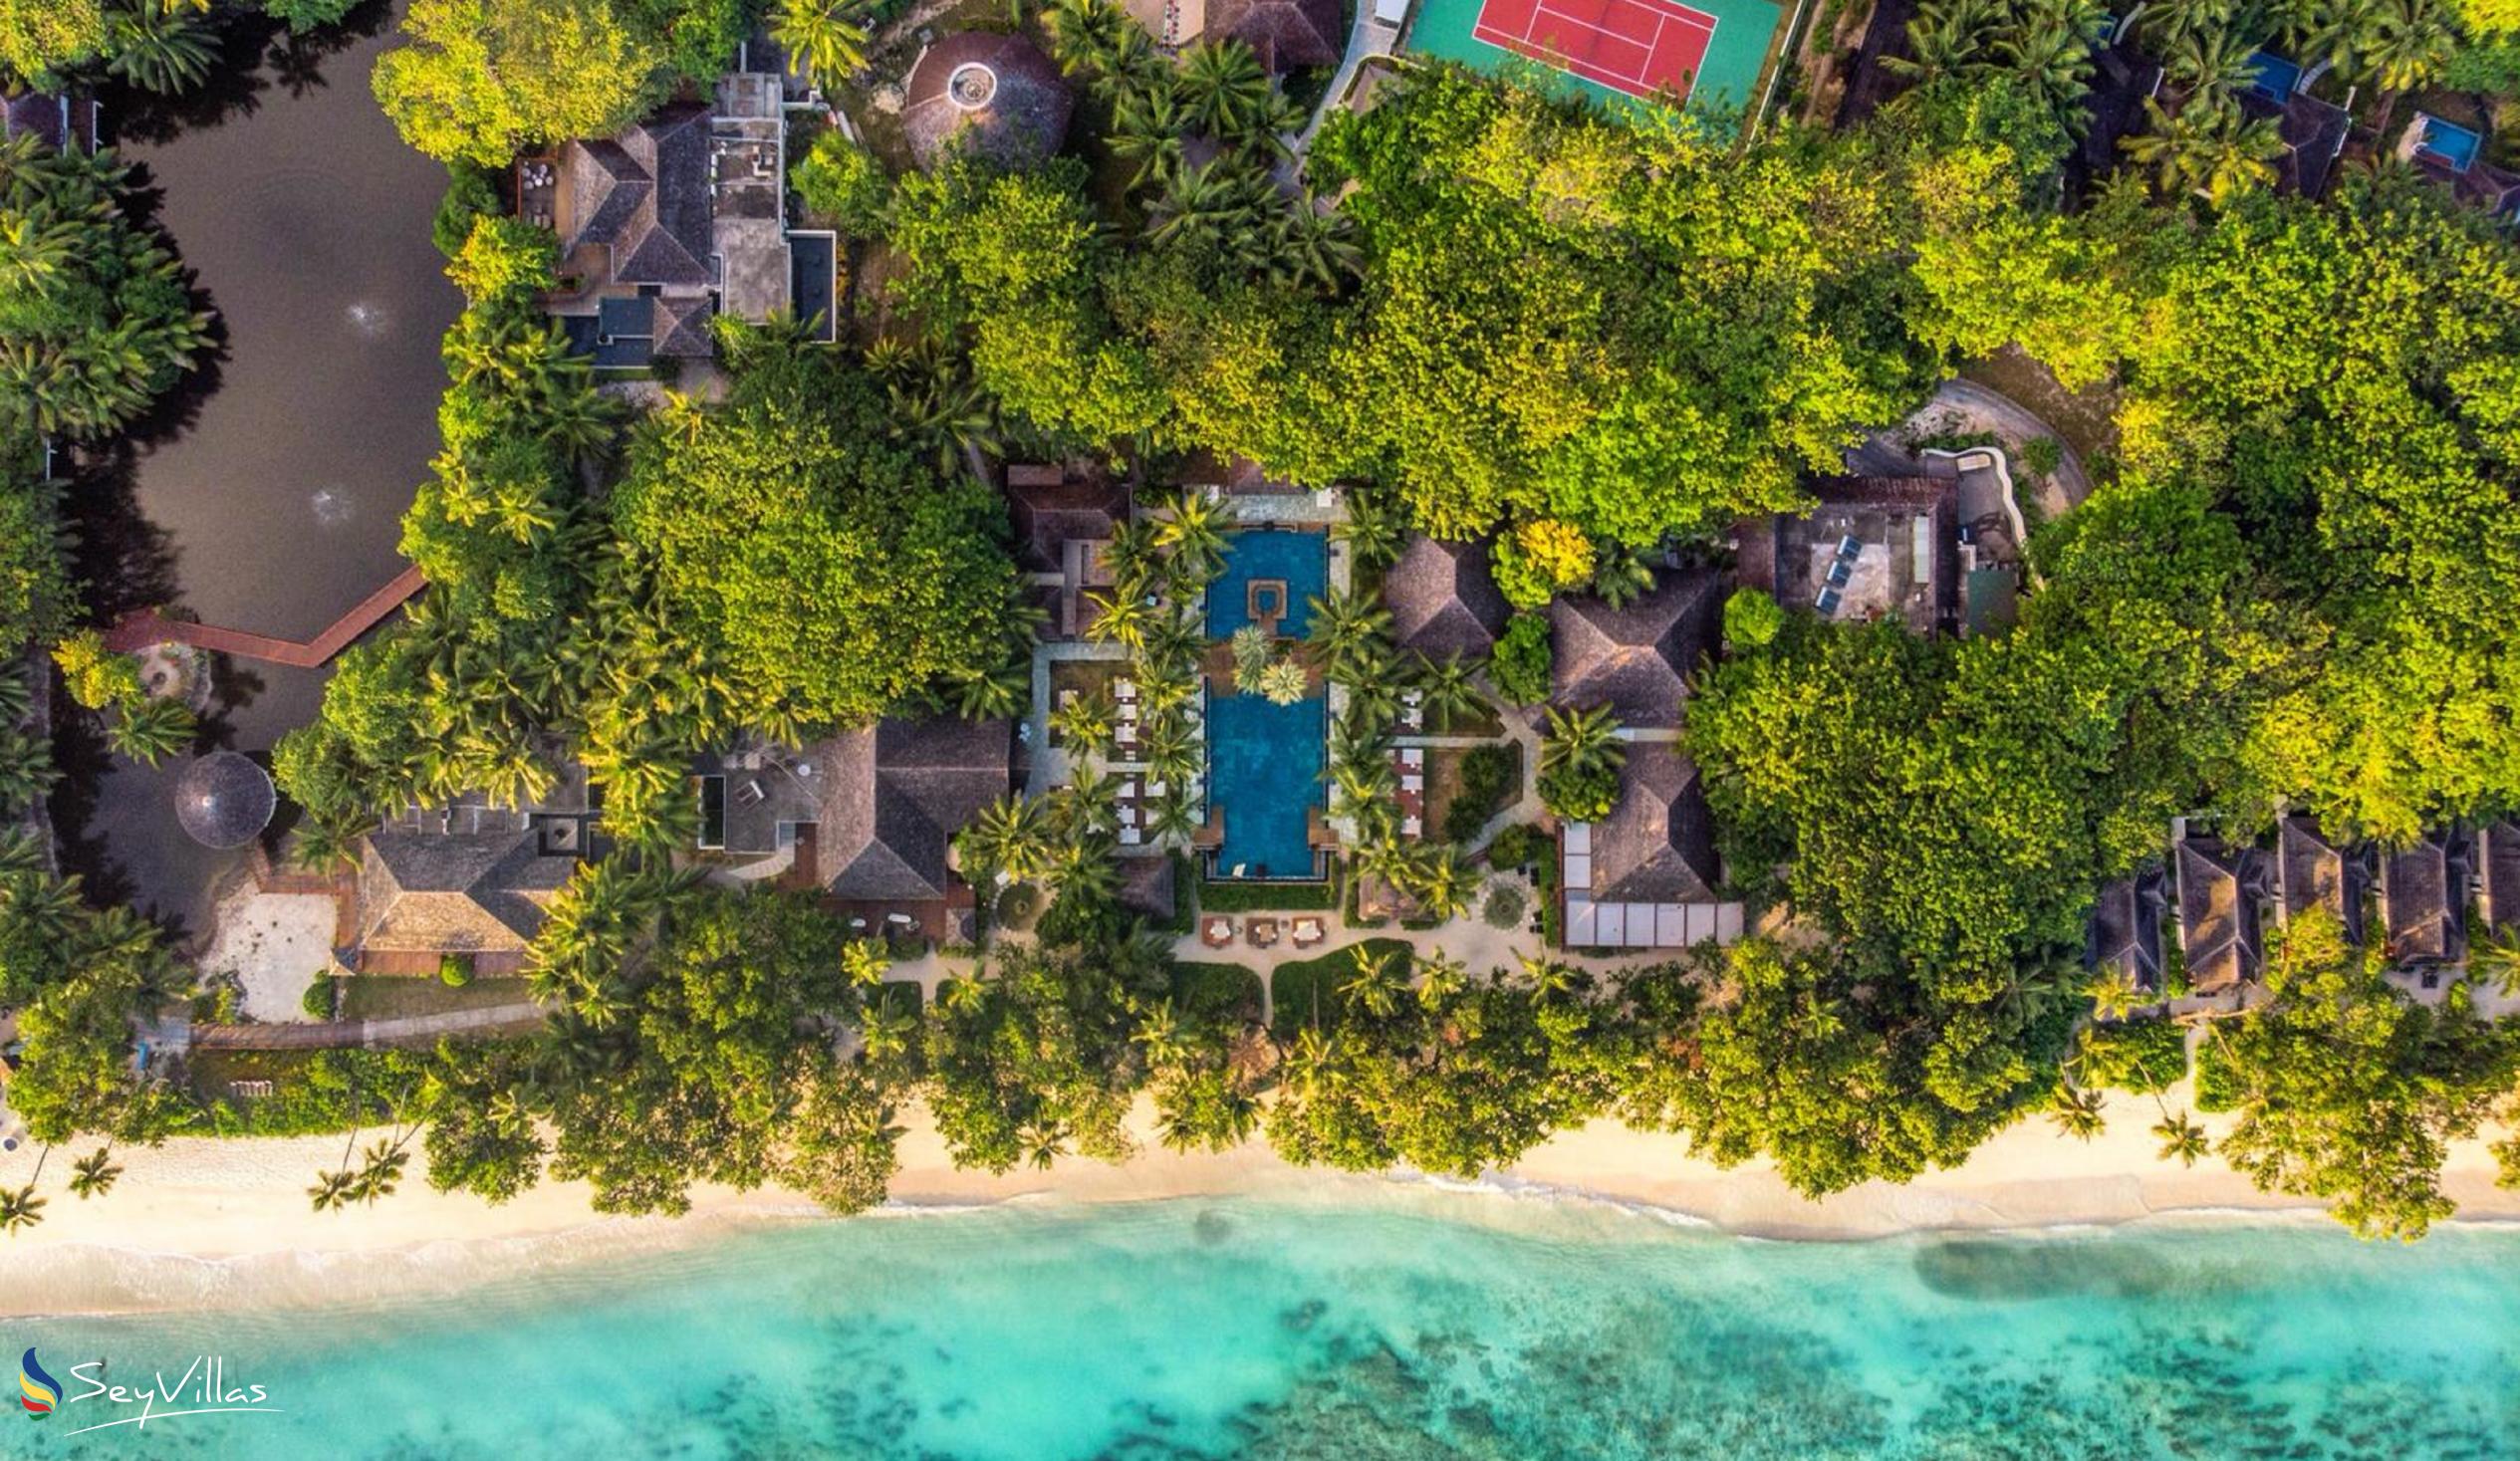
[54,3,458,932]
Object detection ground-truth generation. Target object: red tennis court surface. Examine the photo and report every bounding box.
[1472,0,1717,100]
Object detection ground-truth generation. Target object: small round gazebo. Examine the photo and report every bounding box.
[901,33,1072,171]
[174,750,276,850]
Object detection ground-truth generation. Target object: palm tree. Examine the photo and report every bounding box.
[109,4,216,94]
[1411,651,1487,731]
[0,212,76,292]
[775,0,871,88]
[2123,98,2284,206]
[957,794,1056,884]
[1021,1120,1070,1170]
[1255,657,1308,705]
[2088,969,2147,1020]
[307,1168,358,1213]
[1589,540,1656,609]
[1403,845,1474,921]
[353,1136,411,1206]
[1267,199,1363,292]
[1051,690,1119,758]
[860,999,916,1062]
[1305,589,1393,680]
[1539,704,1626,782]
[1132,997,1189,1068]
[842,939,889,990]
[2163,25,2259,104]
[2472,927,2520,997]
[1111,81,1191,187]
[2317,0,2452,131]
[1089,581,1155,651]
[2152,1110,2209,1166]
[2137,0,2239,54]
[0,1182,44,1234]
[1145,160,1272,259]
[950,660,1029,722]
[1995,0,2110,134]
[1045,0,1139,83]
[1177,39,1273,139]
[2047,1083,2106,1140]
[68,1147,123,1201]
[1154,488,1228,582]
[1331,492,1403,570]
[1415,950,1468,1008]
[1883,0,2001,86]
[1340,945,1404,1020]
[107,696,195,767]
[1147,791,1203,847]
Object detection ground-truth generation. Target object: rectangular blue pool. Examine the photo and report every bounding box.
[1205,689,1326,881]
[2246,49,2300,103]
[1206,529,1329,640]
[2417,116,2483,172]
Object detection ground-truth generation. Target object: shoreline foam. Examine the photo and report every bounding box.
[1,1093,2513,1316]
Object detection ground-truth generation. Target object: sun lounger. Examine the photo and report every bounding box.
[1116,678,1137,700]
[1401,774,1423,792]
[1400,748,1425,769]
[1402,816,1421,837]
[1119,805,1138,828]
[1121,828,1142,846]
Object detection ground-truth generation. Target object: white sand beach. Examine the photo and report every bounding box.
[0,1086,2512,1316]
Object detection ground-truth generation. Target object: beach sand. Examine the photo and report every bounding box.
[0,1090,2512,1315]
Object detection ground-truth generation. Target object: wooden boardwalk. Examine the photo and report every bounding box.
[102,563,427,667]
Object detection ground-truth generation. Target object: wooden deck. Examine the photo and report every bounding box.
[102,563,427,667]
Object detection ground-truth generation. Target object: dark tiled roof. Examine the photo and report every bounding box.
[809,717,1013,901]
[653,295,716,358]
[2176,835,2264,995]
[358,829,574,956]
[562,103,713,288]
[2481,821,2520,935]
[1587,742,1720,903]
[1006,472,1125,575]
[1548,568,1721,729]
[2276,816,2369,946]
[1384,535,1509,659]
[1118,855,1177,923]
[1206,0,1344,70]
[2087,868,2166,991]
[2381,833,2469,966]
[902,33,1072,171]
[1,93,67,150]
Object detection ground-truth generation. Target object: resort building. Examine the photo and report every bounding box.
[1546,567,1723,730]
[2379,831,2471,969]
[2,89,98,153]
[2086,869,2167,994]
[2273,815,2371,946]
[2234,50,2353,199]
[1560,742,1740,949]
[695,718,1014,939]
[1119,0,1345,70]
[1733,476,1960,635]
[1005,462,1127,641]
[531,66,795,367]
[2396,113,2520,224]
[2173,829,2268,997]
[346,829,579,976]
[1382,534,1510,659]
[2478,820,2520,937]
[901,33,1074,172]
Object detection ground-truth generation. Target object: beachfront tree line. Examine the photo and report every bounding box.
[0,0,2517,1240]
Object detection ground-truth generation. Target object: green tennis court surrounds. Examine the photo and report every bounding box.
[1406,0,1783,117]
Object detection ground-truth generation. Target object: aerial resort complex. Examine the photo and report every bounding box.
[4,0,2520,1451]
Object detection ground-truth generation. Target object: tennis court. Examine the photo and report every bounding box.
[1410,0,1779,113]
[1472,0,1716,101]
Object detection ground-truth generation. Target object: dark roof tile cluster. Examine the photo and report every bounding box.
[1547,568,1721,729]
[2087,869,2166,992]
[1383,535,1510,659]
[806,718,1013,901]
[561,103,713,289]
[1586,742,1720,903]
[1206,0,1344,70]
[357,829,575,957]
[2175,834,2265,996]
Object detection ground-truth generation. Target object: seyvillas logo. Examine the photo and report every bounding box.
[19,1348,59,1416]
[15,1351,281,1435]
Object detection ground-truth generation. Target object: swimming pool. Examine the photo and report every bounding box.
[1205,688,1326,880]
[1205,530,1329,640]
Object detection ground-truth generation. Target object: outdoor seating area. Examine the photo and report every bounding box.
[1203,916,1235,947]
[1292,917,1326,947]
[1247,916,1282,948]
[1394,746,1426,840]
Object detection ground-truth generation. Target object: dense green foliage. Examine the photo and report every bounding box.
[612,334,1022,731]
[374,0,747,165]
[0,138,211,441]
[2197,912,2520,1239]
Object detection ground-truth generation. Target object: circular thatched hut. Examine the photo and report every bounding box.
[901,33,1072,171]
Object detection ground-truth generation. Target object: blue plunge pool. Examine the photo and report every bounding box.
[1206,529,1329,639]
[1205,689,1326,880]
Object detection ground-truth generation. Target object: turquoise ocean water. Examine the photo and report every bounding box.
[8,1194,2519,1459]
